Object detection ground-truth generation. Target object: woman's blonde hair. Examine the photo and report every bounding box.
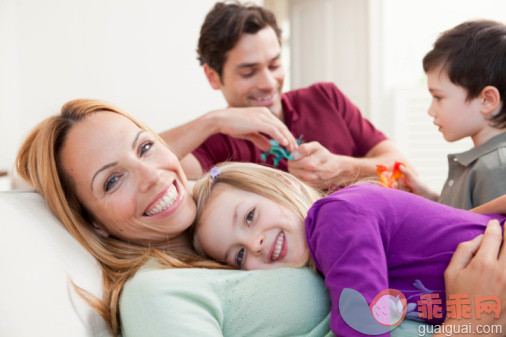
[191,162,324,268]
[15,99,224,336]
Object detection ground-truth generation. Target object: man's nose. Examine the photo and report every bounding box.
[257,68,277,91]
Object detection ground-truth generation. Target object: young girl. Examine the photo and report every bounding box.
[190,162,505,335]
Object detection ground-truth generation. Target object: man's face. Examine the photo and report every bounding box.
[207,26,285,119]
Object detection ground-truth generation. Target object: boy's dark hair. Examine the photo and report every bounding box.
[197,1,282,80]
[423,20,506,128]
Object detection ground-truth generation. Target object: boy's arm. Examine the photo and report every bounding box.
[470,195,506,214]
[397,164,439,201]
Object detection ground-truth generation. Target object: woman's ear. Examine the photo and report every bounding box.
[480,86,501,116]
[91,221,110,238]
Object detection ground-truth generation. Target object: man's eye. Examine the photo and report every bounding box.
[240,70,255,78]
[104,175,120,192]
[139,141,153,156]
[236,248,245,268]
[246,209,255,225]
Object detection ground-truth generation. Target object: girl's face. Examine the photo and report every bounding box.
[196,183,308,270]
[60,112,196,245]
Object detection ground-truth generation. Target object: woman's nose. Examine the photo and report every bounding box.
[136,163,160,192]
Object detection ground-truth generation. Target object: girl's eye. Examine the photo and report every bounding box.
[246,209,255,226]
[139,141,153,156]
[104,175,120,192]
[236,248,245,268]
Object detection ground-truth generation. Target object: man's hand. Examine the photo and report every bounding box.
[437,220,506,336]
[213,107,298,152]
[287,141,354,189]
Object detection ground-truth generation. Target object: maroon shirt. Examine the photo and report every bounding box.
[192,82,387,172]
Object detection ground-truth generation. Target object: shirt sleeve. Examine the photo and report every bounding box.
[305,199,391,336]
[192,134,259,172]
[472,163,506,208]
[120,270,224,337]
[320,83,387,157]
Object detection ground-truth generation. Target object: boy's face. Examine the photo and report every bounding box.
[196,183,308,270]
[427,69,486,143]
[206,26,285,119]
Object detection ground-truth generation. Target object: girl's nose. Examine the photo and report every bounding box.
[249,234,265,256]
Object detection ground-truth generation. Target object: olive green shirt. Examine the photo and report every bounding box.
[439,132,506,210]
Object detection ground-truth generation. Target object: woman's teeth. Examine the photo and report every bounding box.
[145,184,177,216]
[272,232,285,261]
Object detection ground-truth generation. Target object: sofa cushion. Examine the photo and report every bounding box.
[0,190,111,337]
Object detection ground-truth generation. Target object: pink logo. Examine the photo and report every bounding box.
[370,289,407,327]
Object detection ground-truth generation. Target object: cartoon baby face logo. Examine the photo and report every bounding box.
[369,289,407,327]
[339,288,407,335]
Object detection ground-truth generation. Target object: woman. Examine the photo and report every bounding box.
[15,99,503,336]
[15,99,334,337]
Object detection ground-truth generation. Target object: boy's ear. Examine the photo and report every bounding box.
[480,86,501,116]
[203,64,222,90]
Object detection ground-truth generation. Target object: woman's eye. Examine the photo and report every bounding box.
[139,141,153,156]
[104,175,120,192]
[236,248,245,268]
[246,209,255,226]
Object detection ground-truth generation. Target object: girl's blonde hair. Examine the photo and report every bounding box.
[15,99,224,336]
[191,162,324,268]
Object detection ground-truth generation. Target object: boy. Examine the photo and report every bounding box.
[400,20,506,209]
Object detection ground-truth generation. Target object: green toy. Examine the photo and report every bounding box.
[260,136,304,167]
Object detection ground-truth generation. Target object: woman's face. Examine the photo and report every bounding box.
[60,112,196,244]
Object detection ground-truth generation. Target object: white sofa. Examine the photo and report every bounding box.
[0,189,112,337]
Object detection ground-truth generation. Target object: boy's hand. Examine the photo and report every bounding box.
[396,164,439,201]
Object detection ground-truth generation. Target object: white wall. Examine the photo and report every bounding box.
[374,0,506,135]
[0,0,246,171]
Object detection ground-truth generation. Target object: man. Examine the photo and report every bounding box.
[161,1,406,189]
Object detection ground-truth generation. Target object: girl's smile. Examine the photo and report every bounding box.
[195,183,308,270]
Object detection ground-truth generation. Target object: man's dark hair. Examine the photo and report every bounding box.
[197,1,282,79]
[423,20,506,128]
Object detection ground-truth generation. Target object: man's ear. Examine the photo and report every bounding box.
[203,64,222,90]
[91,221,110,238]
[480,86,501,116]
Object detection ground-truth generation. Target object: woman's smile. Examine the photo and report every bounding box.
[143,181,184,218]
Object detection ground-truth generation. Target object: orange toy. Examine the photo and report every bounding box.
[376,162,404,188]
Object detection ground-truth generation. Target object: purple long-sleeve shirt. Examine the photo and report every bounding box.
[305,183,505,336]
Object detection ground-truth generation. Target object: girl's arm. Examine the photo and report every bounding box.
[435,220,506,336]
[470,195,506,214]
[306,200,392,336]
